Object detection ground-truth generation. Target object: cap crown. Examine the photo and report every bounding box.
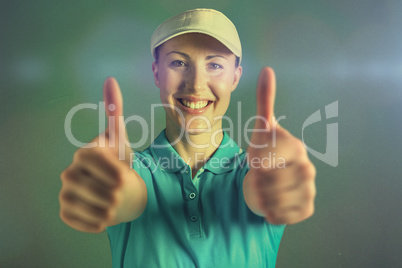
[151,8,242,64]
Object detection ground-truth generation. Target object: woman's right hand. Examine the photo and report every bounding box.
[59,78,147,233]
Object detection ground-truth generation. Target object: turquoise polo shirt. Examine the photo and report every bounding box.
[106,130,286,268]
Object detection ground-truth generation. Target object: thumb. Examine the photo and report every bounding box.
[256,67,277,130]
[104,77,124,138]
[103,77,133,161]
[104,77,123,121]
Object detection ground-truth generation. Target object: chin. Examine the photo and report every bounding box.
[182,123,211,136]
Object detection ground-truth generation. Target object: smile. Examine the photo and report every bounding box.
[176,97,213,114]
[180,99,209,109]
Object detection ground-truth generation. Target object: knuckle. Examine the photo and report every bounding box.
[305,163,316,180]
[59,190,69,203]
[73,149,82,162]
[61,167,81,186]
[59,210,66,222]
[300,162,316,182]
[303,204,315,219]
[58,190,65,203]
[59,209,71,224]
[60,168,72,183]
[60,190,78,205]
[294,139,307,158]
[73,148,87,163]
[306,184,317,201]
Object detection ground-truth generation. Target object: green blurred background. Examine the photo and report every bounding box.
[1,0,401,267]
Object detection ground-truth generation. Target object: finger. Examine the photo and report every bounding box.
[249,133,310,169]
[73,148,126,188]
[260,179,316,223]
[256,67,276,129]
[61,167,115,208]
[265,197,315,225]
[60,191,110,223]
[253,157,313,191]
[265,208,306,225]
[259,183,309,212]
[60,209,105,233]
[252,167,300,196]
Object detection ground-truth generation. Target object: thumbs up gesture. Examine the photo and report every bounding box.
[59,78,147,233]
[243,67,316,225]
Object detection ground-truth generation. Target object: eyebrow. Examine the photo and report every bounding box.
[206,55,227,60]
[166,51,227,60]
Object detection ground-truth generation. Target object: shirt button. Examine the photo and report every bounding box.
[190,215,198,222]
[189,192,196,199]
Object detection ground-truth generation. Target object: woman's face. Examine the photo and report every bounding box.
[152,33,242,137]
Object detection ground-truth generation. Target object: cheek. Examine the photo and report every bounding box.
[211,74,235,98]
[160,70,182,94]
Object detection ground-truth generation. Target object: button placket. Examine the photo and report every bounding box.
[182,167,201,238]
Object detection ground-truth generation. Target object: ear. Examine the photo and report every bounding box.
[231,65,242,92]
[152,61,160,88]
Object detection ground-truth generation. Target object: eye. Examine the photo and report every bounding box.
[208,63,223,70]
[170,60,187,67]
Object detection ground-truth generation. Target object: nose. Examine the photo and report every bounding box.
[185,65,208,92]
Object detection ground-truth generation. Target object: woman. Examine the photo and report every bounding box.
[59,8,316,267]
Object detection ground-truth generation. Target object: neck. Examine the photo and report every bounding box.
[165,124,223,176]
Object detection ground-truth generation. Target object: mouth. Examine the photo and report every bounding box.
[176,97,213,114]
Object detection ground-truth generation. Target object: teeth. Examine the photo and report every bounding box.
[181,99,208,109]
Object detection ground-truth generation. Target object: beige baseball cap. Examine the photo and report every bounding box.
[151,8,242,64]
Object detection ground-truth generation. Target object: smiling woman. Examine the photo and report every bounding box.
[59,7,316,268]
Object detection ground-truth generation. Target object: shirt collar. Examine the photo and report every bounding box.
[150,129,243,174]
[150,130,187,173]
[203,131,243,174]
